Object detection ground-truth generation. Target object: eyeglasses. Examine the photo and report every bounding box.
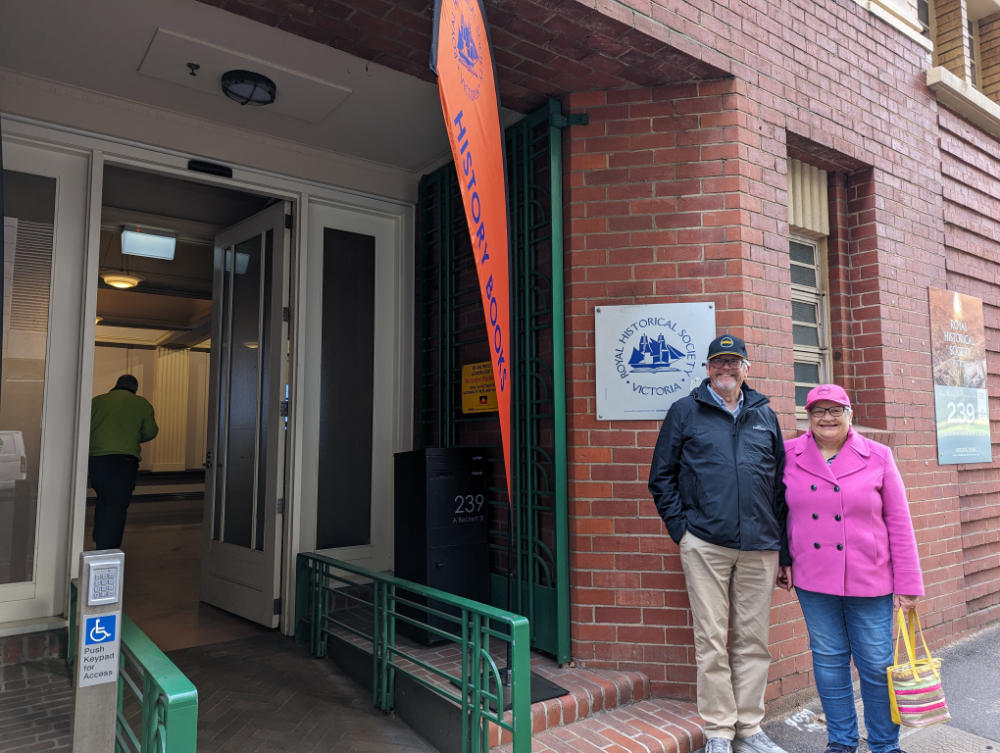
[709,358,745,369]
[809,406,848,418]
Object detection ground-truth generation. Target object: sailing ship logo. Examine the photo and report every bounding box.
[451,0,483,99]
[456,16,482,76]
[597,304,715,420]
[610,316,700,400]
[628,333,686,373]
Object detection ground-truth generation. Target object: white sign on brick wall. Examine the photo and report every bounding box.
[595,303,716,421]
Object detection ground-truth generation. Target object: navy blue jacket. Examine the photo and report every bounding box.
[648,379,790,564]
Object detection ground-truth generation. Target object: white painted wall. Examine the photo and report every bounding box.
[186,350,210,472]
[92,345,209,472]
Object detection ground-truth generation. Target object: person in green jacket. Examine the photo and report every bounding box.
[89,374,158,549]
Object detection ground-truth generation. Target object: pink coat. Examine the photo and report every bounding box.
[783,429,924,597]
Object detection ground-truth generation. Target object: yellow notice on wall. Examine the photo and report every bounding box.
[462,362,498,414]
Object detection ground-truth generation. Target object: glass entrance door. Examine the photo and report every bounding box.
[0,139,89,623]
[201,201,289,628]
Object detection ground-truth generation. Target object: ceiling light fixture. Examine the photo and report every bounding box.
[221,70,277,106]
[121,224,177,260]
[102,273,144,289]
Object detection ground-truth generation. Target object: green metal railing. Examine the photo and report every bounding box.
[295,552,531,753]
[68,582,198,753]
[417,99,576,663]
[115,615,198,753]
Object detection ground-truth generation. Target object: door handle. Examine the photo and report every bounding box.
[204,451,212,469]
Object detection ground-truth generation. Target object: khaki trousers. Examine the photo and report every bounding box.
[680,531,779,740]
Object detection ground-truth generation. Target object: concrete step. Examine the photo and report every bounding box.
[495,697,705,753]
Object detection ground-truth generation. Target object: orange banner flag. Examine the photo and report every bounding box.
[432,0,513,496]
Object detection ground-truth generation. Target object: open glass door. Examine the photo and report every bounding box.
[202,201,289,627]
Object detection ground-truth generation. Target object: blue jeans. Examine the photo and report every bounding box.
[796,588,899,753]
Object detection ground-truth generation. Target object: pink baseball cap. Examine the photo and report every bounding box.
[805,384,851,410]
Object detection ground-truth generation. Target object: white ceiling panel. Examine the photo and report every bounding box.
[0,0,454,172]
[138,30,352,124]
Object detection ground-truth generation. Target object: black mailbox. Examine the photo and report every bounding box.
[393,448,489,644]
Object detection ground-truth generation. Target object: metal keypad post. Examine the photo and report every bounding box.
[72,550,124,752]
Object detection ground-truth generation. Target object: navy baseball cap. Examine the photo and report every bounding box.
[707,334,748,361]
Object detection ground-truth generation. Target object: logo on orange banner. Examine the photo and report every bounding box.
[432,0,513,494]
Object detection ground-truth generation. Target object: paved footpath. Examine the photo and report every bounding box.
[756,621,1000,753]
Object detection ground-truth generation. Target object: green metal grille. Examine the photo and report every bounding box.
[296,553,532,753]
[417,100,569,664]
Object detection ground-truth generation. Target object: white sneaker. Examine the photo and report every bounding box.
[732,732,788,753]
[705,738,733,753]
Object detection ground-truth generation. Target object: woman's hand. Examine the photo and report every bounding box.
[776,566,793,591]
[894,594,919,614]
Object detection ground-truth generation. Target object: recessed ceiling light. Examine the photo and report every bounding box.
[122,225,176,260]
[102,273,144,289]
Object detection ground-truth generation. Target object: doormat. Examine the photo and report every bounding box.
[452,670,569,711]
[528,671,569,706]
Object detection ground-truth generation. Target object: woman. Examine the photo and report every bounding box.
[780,384,924,753]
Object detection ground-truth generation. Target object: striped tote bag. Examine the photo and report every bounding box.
[887,607,951,728]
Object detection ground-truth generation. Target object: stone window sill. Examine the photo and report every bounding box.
[795,420,896,447]
[927,66,1000,139]
[850,0,934,52]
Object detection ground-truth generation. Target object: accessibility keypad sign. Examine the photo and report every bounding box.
[79,613,121,687]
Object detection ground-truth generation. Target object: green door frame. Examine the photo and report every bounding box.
[417,100,580,664]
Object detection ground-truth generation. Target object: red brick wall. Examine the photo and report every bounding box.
[203,0,1000,709]
[561,80,795,699]
[557,0,971,695]
[0,630,65,667]
[938,109,1000,629]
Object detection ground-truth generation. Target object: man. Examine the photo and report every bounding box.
[89,374,158,550]
[648,335,791,753]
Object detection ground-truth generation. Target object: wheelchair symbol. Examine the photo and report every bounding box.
[84,615,117,645]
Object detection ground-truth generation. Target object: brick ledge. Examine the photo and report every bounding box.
[0,628,66,667]
[495,698,704,753]
[927,66,1000,141]
[491,663,652,746]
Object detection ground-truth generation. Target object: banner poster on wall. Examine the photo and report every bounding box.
[929,287,992,465]
[431,0,513,493]
[595,303,716,421]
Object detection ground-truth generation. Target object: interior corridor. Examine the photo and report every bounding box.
[83,498,269,651]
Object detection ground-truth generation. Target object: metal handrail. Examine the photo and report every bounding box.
[115,614,198,753]
[295,552,531,753]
